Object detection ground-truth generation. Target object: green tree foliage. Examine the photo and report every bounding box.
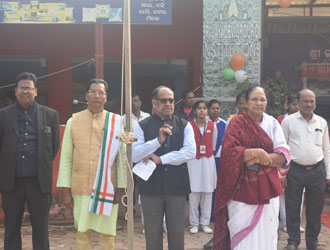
[261,77,288,118]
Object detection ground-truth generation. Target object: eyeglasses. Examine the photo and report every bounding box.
[249,98,267,103]
[17,87,36,92]
[155,98,174,104]
[88,89,106,96]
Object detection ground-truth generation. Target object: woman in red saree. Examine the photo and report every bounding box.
[213,87,290,250]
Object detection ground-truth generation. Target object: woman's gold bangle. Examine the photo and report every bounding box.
[251,149,254,158]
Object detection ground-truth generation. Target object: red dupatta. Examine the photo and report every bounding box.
[213,112,283,250]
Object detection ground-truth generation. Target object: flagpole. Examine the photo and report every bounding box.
[123,0,134,249]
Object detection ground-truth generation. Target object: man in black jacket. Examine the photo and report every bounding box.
[0,72,60,250]
[133,86,196,250]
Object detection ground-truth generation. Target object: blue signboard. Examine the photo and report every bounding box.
[0,0,172,24]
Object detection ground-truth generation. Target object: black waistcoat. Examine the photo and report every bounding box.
[138,114,191,196]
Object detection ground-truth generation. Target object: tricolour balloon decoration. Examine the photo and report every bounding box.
[231,54,245,71]
[279,0,291,8]
[234,70,247,83]
[223,68,235,80]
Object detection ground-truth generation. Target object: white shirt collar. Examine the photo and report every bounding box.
[297,111,316,123]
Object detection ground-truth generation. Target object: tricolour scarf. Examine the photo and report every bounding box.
[89,112,121,216]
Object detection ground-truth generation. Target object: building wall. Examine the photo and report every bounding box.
[0,0,202,123]
[203,0,262,118]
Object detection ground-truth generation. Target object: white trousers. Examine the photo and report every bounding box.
[279,189,305,225]
[189,192,212,226]
[228,197,279,250]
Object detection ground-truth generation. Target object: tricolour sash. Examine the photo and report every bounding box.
[89,112,121,216]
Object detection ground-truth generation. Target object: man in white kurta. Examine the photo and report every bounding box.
[57,79,127,250]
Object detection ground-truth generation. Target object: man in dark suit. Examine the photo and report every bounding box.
[0,72,60,250]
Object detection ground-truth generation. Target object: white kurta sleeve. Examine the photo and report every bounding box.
[160,122,196,165]
[212,124,218,151]
[132,123,161,163]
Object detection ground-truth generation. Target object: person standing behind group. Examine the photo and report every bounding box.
[207,100,226,217]
[57,79,127,250]
[132,86,196,250]
[175,89,195,121]
[213,87,290,250]
[122,94,150,130]
[282,89,330,250]
[3,90,16,107]
[122,94,153,233]
[277,95,299,124]
[207,99,227,169]
[227,92,247,123]
[276,95,305,233]
[0,72,60,250]
[188,100,218,235]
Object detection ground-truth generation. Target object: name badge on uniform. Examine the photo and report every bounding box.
[200,145,206,154]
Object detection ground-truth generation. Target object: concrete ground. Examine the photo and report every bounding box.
[1,194,330,250]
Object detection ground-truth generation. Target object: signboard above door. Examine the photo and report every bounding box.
[301,64,330,78]
[0,0,172,24]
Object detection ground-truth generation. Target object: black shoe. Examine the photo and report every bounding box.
[326,185,330,193]
[308,245,323,250]
[284,243,297,250]
[204,238,213,249]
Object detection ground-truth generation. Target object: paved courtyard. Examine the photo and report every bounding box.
[0,194,330,250]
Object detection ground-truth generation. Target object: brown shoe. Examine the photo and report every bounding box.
[284,244,297,250]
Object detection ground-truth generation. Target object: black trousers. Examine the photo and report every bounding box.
[1,177,51,250]
[285,161,326,249]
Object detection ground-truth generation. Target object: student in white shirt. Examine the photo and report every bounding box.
[187,100,217,234]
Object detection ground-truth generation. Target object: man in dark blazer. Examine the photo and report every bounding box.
[0,72,60,250]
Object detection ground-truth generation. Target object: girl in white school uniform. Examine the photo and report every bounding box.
[187,100,217,234]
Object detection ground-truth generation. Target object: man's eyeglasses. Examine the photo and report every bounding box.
[155,98,174,104]
[17,87,36,92]
[249,98,267,103]
[88,89,106,96]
